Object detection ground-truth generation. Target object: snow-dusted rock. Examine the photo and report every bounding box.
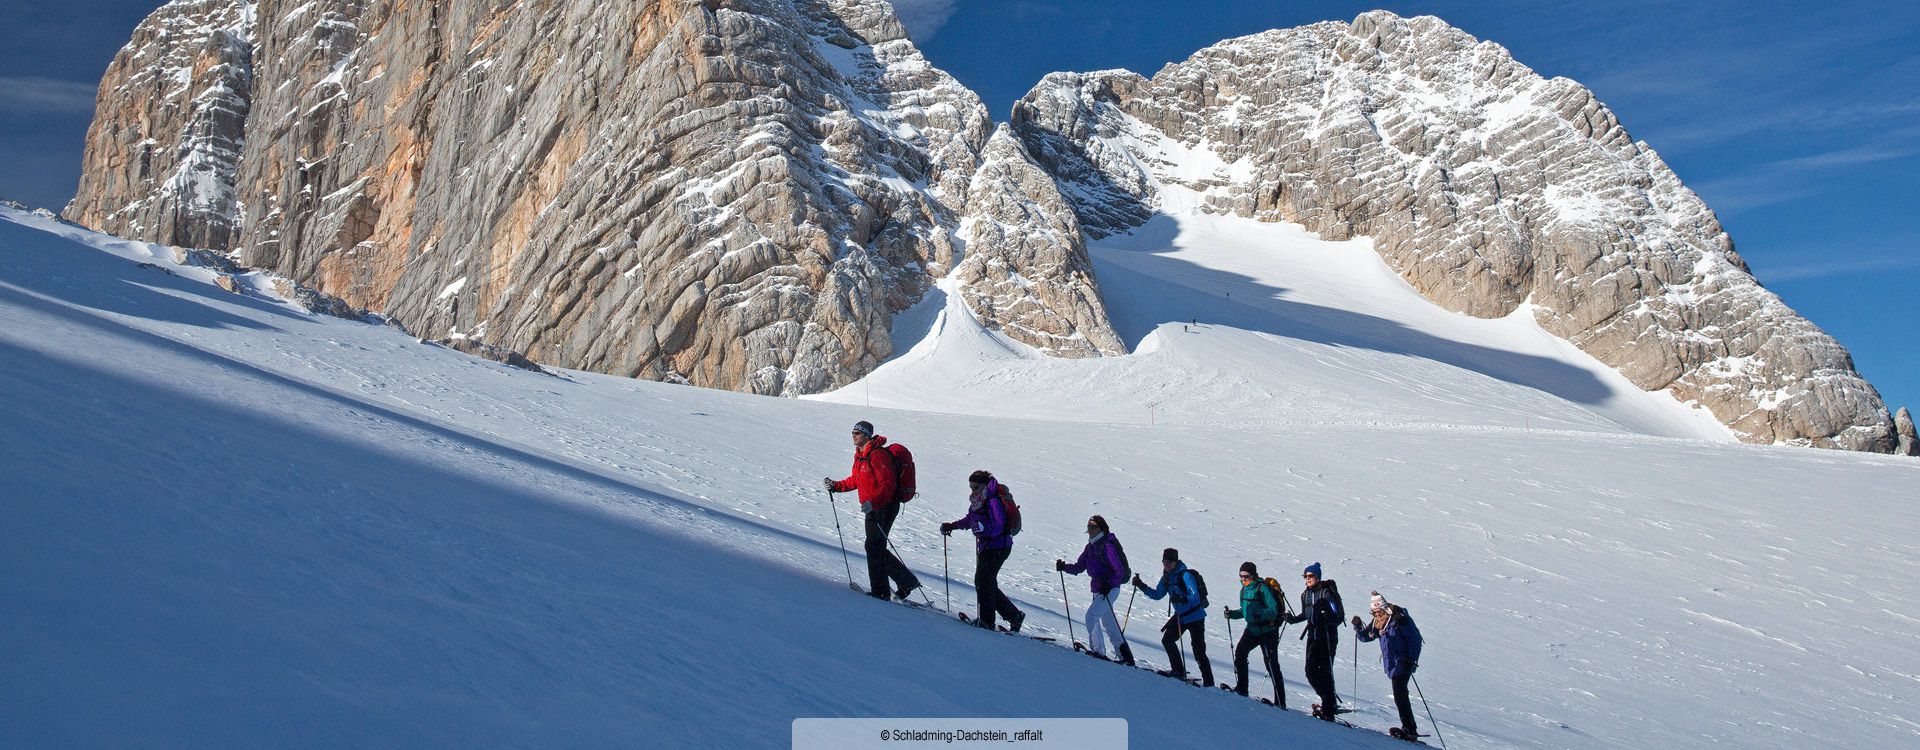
[67,0,1107,395]
[955,127,1125,357]
[1897,408,1918,457]
[64,0,252,251]
[1011,10,1896,451]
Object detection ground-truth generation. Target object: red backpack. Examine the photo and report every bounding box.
[885,443,916,503]
[995,483,1022,536]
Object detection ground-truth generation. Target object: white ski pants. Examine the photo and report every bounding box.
[1087,587,1126,658]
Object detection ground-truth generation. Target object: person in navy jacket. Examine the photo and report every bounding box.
[1353,590,1425,740]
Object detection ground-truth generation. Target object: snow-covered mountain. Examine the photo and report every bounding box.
[1010,11,1897,452]
[62,1,1906,451]
[5,204,1917,748]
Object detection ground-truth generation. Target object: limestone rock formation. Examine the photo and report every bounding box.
[1897,408,1918,457]
[954,126,1125,357]
[70,0,1108,396]
[1011,10,1896,451]
[63,3,1907,453]
[65,0,253,251]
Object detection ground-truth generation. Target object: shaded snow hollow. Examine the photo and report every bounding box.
[3,207,1917,748]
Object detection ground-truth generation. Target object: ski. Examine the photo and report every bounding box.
[955,611,1055,641]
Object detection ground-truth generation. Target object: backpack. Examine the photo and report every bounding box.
[1313,580,1343,625]
[1108,536,1129,582]
[1254,577,1286,625]
[885,442,915,502]
[1184,568,1210,610]
[995,483,1022,536]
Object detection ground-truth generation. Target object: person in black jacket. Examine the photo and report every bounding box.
[1282,562,1344,719]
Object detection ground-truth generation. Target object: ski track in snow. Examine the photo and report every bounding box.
[3,206,1918,748]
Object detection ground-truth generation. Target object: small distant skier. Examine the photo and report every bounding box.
[940,470,1024,632]
[1223,562,1286,707]
[1132,548,1212,686]
[1054,515,1135,665]
[1353,591,1424,741]
[1282,562,1345,718]
[823,420,921,601]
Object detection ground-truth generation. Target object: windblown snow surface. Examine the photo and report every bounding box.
[3,204,1916,748]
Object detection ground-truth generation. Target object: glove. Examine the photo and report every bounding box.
[1131,573,1146,588]
[860,501,872,514]
[1223,607,1233,616]
[939,522,954,535]
[1054,559,1066,572]
[822,478,835,491]
[1405,660,1417,672]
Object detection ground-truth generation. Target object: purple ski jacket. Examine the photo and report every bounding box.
[1062,532,1129,593]
[948,479,1014,552]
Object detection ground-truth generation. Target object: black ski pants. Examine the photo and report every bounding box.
[864,502,919,597]
[1161,617,1213,684]
[974,545,1021,629]
[1233,629,1283,705]
[1392,671,1418,735]
[1304,631,1339,712]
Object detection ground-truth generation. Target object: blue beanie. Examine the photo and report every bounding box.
[1303,562,1322,578]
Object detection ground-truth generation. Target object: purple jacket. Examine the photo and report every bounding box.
[948,480,1013,552]
[1062,532,1129,593]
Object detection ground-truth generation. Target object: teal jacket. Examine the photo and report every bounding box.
[1225,580,1283,637]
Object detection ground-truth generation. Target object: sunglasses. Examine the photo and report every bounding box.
[1238,573,1253,579]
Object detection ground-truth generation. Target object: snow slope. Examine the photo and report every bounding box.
[4,205,1918,748]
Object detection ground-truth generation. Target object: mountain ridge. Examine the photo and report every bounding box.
[62,1,1907,452]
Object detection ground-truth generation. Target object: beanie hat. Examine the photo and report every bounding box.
[1370,591,1388,613]
[1303,562,1322,578]
[968,470,993,486]
[1163,547,1179,563]
[1240,562,1258,577]
[852,420,875,437]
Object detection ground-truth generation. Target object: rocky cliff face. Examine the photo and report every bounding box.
[954,126,1124,357]
[69,0,1110,396]
[65,0,253,251]
[67,4,1901,452]
[1897,408,1918,457]
[1011,11,1897,451]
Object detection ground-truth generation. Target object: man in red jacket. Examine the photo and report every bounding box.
[823,420,922,600]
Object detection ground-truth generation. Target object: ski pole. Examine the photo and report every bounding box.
[875,508,934,606]
[1122,585,1137,632]
[888,539,935,606]
[1352,633,1359,711]
[942,535,951,612]
[1059,570,1077,648]
[827,490,856,591]
[1101,591,1126,657]
[1413,675,1446,750]
[1171,603,1187,678]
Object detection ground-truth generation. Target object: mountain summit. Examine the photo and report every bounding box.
[66,3,1903,451]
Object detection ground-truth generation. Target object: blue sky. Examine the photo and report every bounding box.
[4,1,1915,415]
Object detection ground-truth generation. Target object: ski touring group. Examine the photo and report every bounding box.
[822,421,1441,745]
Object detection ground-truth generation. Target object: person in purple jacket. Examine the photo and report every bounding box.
[1055,515,1135,665]
[940,470,1025,632]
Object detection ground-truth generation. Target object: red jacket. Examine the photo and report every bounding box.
[831,436,898,508]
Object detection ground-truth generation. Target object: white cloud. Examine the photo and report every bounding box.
[0,76,99,114]
[889,0,960,41]
[1757,254,1920,283]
